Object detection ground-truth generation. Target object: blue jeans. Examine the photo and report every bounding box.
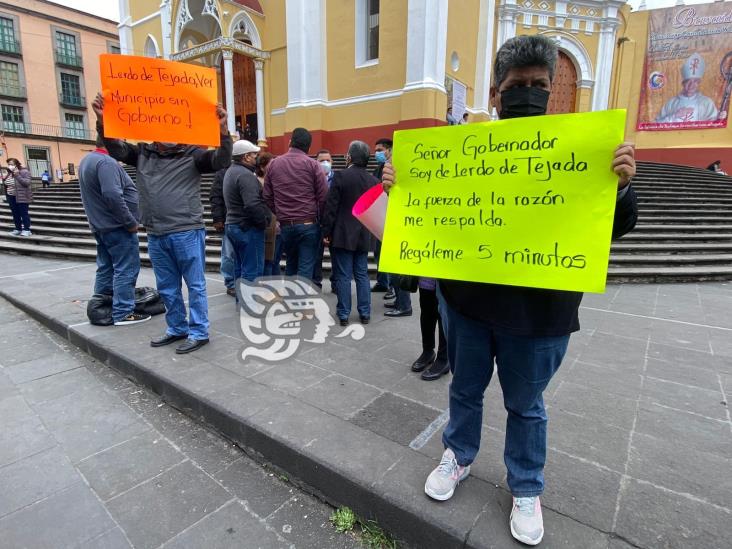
[93,228,140,322]
[263,234,283,276]
[438,291,569,497]
[280,223,320,280]
[373,240,391,289]
[7,195,30,231]
[220,232,238,290]
[147,229,209,340]
[332,247,370,319]
[226,224,265,282]
[394,279,412,311]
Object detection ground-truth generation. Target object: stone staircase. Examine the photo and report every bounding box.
[1,158,731,282]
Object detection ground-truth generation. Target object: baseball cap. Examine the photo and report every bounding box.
[232,140,260,156]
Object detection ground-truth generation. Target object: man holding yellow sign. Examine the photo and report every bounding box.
[381,36,638,546]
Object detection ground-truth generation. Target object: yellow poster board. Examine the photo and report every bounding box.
[379,110,627,293]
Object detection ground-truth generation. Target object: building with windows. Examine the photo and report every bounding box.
[120,0,730,165]
[0,0,119,180]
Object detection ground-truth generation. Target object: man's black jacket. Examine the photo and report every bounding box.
[209,168,227,225]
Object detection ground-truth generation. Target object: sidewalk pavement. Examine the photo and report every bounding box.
[0,296,369,549]
[1,253,730,549]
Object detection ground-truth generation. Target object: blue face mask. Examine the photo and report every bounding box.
[375,151,387,164]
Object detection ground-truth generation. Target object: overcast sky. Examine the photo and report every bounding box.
[49,0,728,24]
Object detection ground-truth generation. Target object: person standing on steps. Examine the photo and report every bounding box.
[3,158,32,236]
[371,138,394,298]
[382,35,638,546]
[411,277,450,381]
[78,139,150,326]
[210,167,238,297]
[92,92,233,355]
[41,170,51,188]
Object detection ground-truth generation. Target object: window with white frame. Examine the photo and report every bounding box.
[356,0,380,66]
[64,112,85,139]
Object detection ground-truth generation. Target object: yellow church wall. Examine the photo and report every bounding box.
[325,0,408,100]
[445,0,480,110]
[130,18,163,57]
[128,0,156,22]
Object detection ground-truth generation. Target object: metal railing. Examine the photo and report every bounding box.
[0,38,20,55]
[0,121,94,141]
[59,93,85,108]
[0,82,26,99]
[54,50,83,68]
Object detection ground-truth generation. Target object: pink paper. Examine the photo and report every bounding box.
[353,184,388,241]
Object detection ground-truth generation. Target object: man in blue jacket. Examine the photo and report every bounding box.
[92,93,232,354]
[78,139,149,326]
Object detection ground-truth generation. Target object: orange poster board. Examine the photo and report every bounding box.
[99,54,220,146]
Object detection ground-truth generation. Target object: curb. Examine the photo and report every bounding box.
[0,290,483,549]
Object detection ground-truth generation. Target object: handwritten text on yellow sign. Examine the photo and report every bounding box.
[378,110,627,293]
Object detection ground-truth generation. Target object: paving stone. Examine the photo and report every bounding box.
[0,481,116,549]
[628,432,732,509]
[466,491,611,549]
[76,527,133,549]
[164,499,290,549]
[708,328,732,358]
[214,458,296,518]
[0,369,18,401]
[634,401,732,459]
[647,343,731,374]
[265,494,367,549]
[641,375,728,420]
[648,322,712,353]
[0,445,80,517]
[546,408,630,472]
[165,361,245,397]
[105,461,231,549]
[77,430,184,501]
[298,373,383,418]
[615,478,730,549]
[18,365,100,405]
[350,392,442,446]
[176,426,242,475]
[550,380,638,430]
[33,385,151,463]
[644,357,721,391]
[0,396,56,467]
[250,360,331,395]
[568,359,643,399]
[542,449,623,532]
[576,332,648,370]
[391,370,450,411]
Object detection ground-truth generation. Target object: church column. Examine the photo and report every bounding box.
[473,0,496,114]
[496,0,518,48]
[117,0,133,54]
[222,49,236,135]
[254,58,266,140]
[403,0,449,92]
[592,19,619,111]
[159,0,172,59]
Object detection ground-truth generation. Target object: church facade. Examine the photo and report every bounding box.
[118,0,731,166]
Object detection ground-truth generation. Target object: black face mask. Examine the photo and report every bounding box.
[499,87,551,119]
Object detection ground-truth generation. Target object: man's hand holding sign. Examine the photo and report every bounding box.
[378,111,636,293]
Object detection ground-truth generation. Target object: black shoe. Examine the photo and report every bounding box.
[384,302,397,309]
[384,309,412,317]
[360,316,370,325]
[339,318,349,327]
[226,288,236,297]
[371,284,388,293]
[150,333,188,347]
[114,313,152,326]
[411,350,436,372]
[175,338,210,354]
[421,355,450,381]
[384,289,396,300]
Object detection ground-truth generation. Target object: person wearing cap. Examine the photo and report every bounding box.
[656,53,726,124]
[223,140,272,282]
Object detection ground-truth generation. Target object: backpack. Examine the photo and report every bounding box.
[87,287,166,326]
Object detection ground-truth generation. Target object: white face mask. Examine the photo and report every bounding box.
[320,161,332,174]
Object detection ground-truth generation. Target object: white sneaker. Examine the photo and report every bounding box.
[19,230,31,236]
[424,448,470,501]
[8,229,20,236]
[510,496,544,546]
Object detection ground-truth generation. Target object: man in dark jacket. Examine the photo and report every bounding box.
[210,168,238,297]
[371,138,395,298]
[223,140,271,282]
[92,93,232,354]
[321,141,379,325]
[79,140,149,326]
[382,36,638,546]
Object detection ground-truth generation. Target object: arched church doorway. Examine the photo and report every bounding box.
[547,51,578,114]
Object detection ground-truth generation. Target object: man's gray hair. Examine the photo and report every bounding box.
[493,35,558,88]
[347,140,370,167]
